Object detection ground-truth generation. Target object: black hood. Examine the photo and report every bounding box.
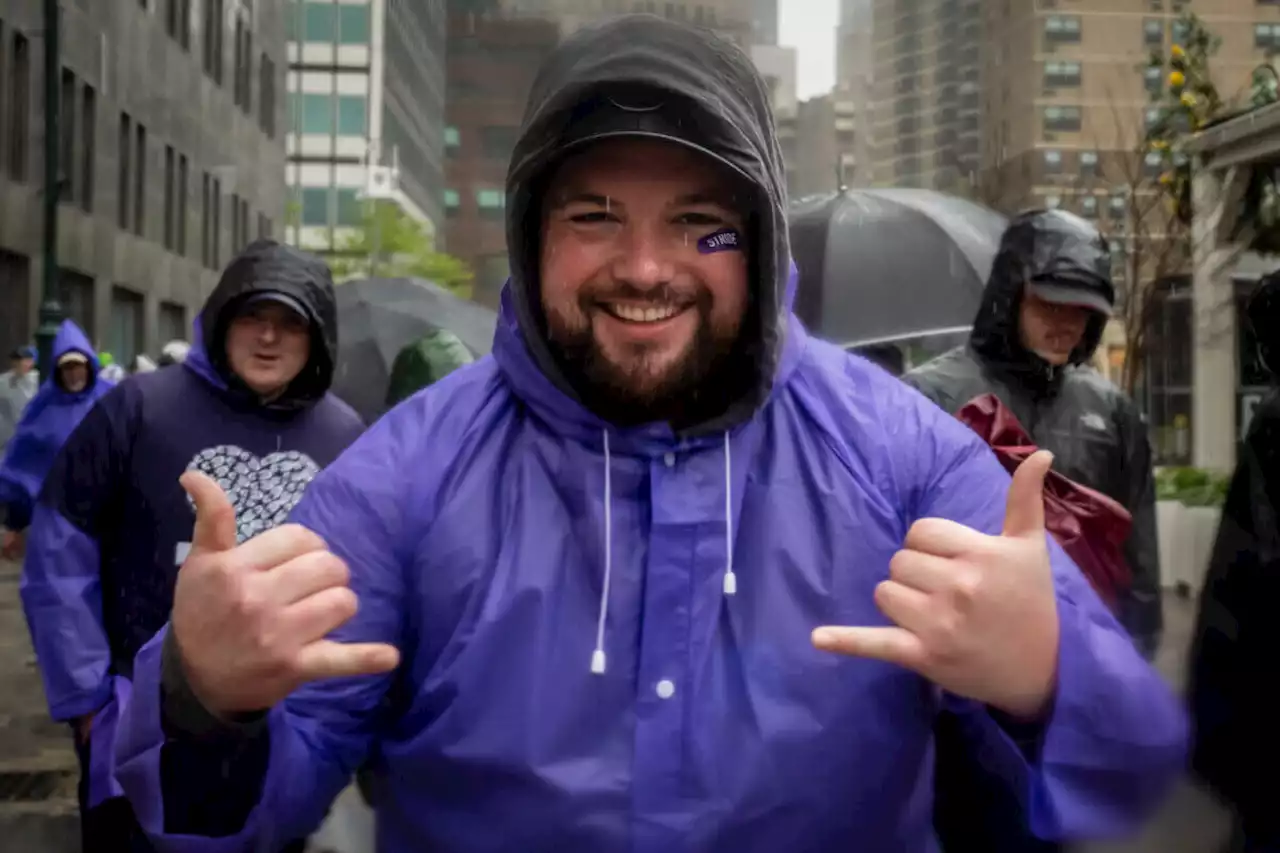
[199,239,338,410]
[504,13,792,433]
[970,209,1113,387]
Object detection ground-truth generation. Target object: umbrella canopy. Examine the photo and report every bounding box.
[789,188,1008,349]
[333,277,497,422]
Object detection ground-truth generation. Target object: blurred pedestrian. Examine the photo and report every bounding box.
[0,344,38,455]
[20,240,363,852]
[98,352,127,384]
[157,340,190,368]
[906,209,1162,852]
[0,322,112,561]
[1189,269,1280,853]
[111,17,1180,853]
[383,328,474,409]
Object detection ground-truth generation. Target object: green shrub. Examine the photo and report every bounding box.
[1155,466,1231,507]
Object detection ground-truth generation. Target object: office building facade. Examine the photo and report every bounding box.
[285,0,447,259]
[0,0,288,364]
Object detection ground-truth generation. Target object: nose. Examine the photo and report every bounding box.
[257,319,281,344]
[610,222,676,291]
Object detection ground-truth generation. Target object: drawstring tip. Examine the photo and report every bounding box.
[723,571,737,596]
[590,649,607,674]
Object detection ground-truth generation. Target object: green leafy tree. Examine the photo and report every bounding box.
[328,200,475,298]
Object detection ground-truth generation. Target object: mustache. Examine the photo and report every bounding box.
[579,282,706,307]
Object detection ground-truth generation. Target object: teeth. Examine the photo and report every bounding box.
[609,303,680,323]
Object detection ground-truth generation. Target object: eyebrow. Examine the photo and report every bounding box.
[549,189,735,212]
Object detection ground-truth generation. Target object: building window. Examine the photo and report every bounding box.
[1080,151,1099,176]
[232,16,253,114]
[444,189,460,216]
[476,188,505,219]
[177,154,188,255]
[300,93,333,134]
[1044,195,1062,210]
[1044,15,1081,43]
[8,32,29,181]
[1043,149,1063,173]
[117,113,132,229]
[1255,23,1280,50]
[59,68,75,203]
[201,172,211,266]
[211,176,221,267]
[300,186,328,226]
[338,4,371,44]
[1043,60,1081,87]
[303,1,337,42]
[165,0,180,41]
[1144,151,1164,177]
[81,84,96,213]
[1143,18,1163,46]
[336,189,362,226]
[445,126,460,150]
[259,53,276,137]
[109,286,144,368]
[1145,106,1163,129]
[257,212,272,240]
[336,95,366,136]
[203,0,224,83]
[164,145,176,250]
[1109,194,1127,218]
[1081,196,1098,218]
[159,301,187,343]
[1042,105,1081,133]
[133,123,147,236]
[1145,65,1163,95]
[1172,19,1188,46]
[230,193,240,251]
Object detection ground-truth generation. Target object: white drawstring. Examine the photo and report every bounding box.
[722,430,737,595]
[589,429,736,675]
[591,429,614,675]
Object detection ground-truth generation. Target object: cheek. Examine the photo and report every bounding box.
[698,253,749,318]
[540,233,600,312]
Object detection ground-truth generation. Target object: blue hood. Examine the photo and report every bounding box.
[0,319,112,528]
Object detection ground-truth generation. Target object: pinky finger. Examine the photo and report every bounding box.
[295,640,400,683]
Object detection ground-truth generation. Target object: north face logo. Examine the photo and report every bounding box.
[1080,412,1108,432]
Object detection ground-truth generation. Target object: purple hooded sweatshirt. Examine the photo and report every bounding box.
[0,319,113,530]
[20,240,363,811]
[113,15,1186,853]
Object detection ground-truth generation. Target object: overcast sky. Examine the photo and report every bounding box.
[779,0,838,99]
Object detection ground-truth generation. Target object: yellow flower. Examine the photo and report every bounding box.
[1171,44,1185,59]
[1159,171,1173,185]
[1180,91,1196,107]
[1151,139,1170,150]
[1169,70,1185,88]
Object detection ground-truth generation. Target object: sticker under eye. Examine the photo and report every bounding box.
[697,228,742,254]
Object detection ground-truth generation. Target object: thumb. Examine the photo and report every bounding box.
[1002,449,1053,538]
[180,470,238,556]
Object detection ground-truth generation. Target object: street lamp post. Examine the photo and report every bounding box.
[35,0,63,378]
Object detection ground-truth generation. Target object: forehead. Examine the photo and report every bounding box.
[547,138,745,204]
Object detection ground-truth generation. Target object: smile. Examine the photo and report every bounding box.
[603,303,686,323]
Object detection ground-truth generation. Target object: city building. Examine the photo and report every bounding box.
[753,0,777,45]
[790,89,859,199]
[836,0,874,186]
[443,0,759,305]
[285,0,447,261]
[867,0,982,192]
[977,0,1280,219]
[0,0,288,366]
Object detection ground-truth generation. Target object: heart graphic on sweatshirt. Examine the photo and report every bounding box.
[184,445,321,543]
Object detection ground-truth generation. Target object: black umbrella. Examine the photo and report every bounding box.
[789,188,1007,349]
[333,277,497,422]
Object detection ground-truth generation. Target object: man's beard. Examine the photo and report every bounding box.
[545,286,747,428]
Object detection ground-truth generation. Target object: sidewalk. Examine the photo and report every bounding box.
[0,557,79,851]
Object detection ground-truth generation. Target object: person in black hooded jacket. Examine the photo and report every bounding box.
[1188,270,1280,853]
[905,209,1162,852]
[21,239,364,852]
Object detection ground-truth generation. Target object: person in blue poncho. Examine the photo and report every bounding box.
[0,320,112,559]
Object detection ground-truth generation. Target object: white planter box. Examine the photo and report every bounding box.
[1156,500,1222,596]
